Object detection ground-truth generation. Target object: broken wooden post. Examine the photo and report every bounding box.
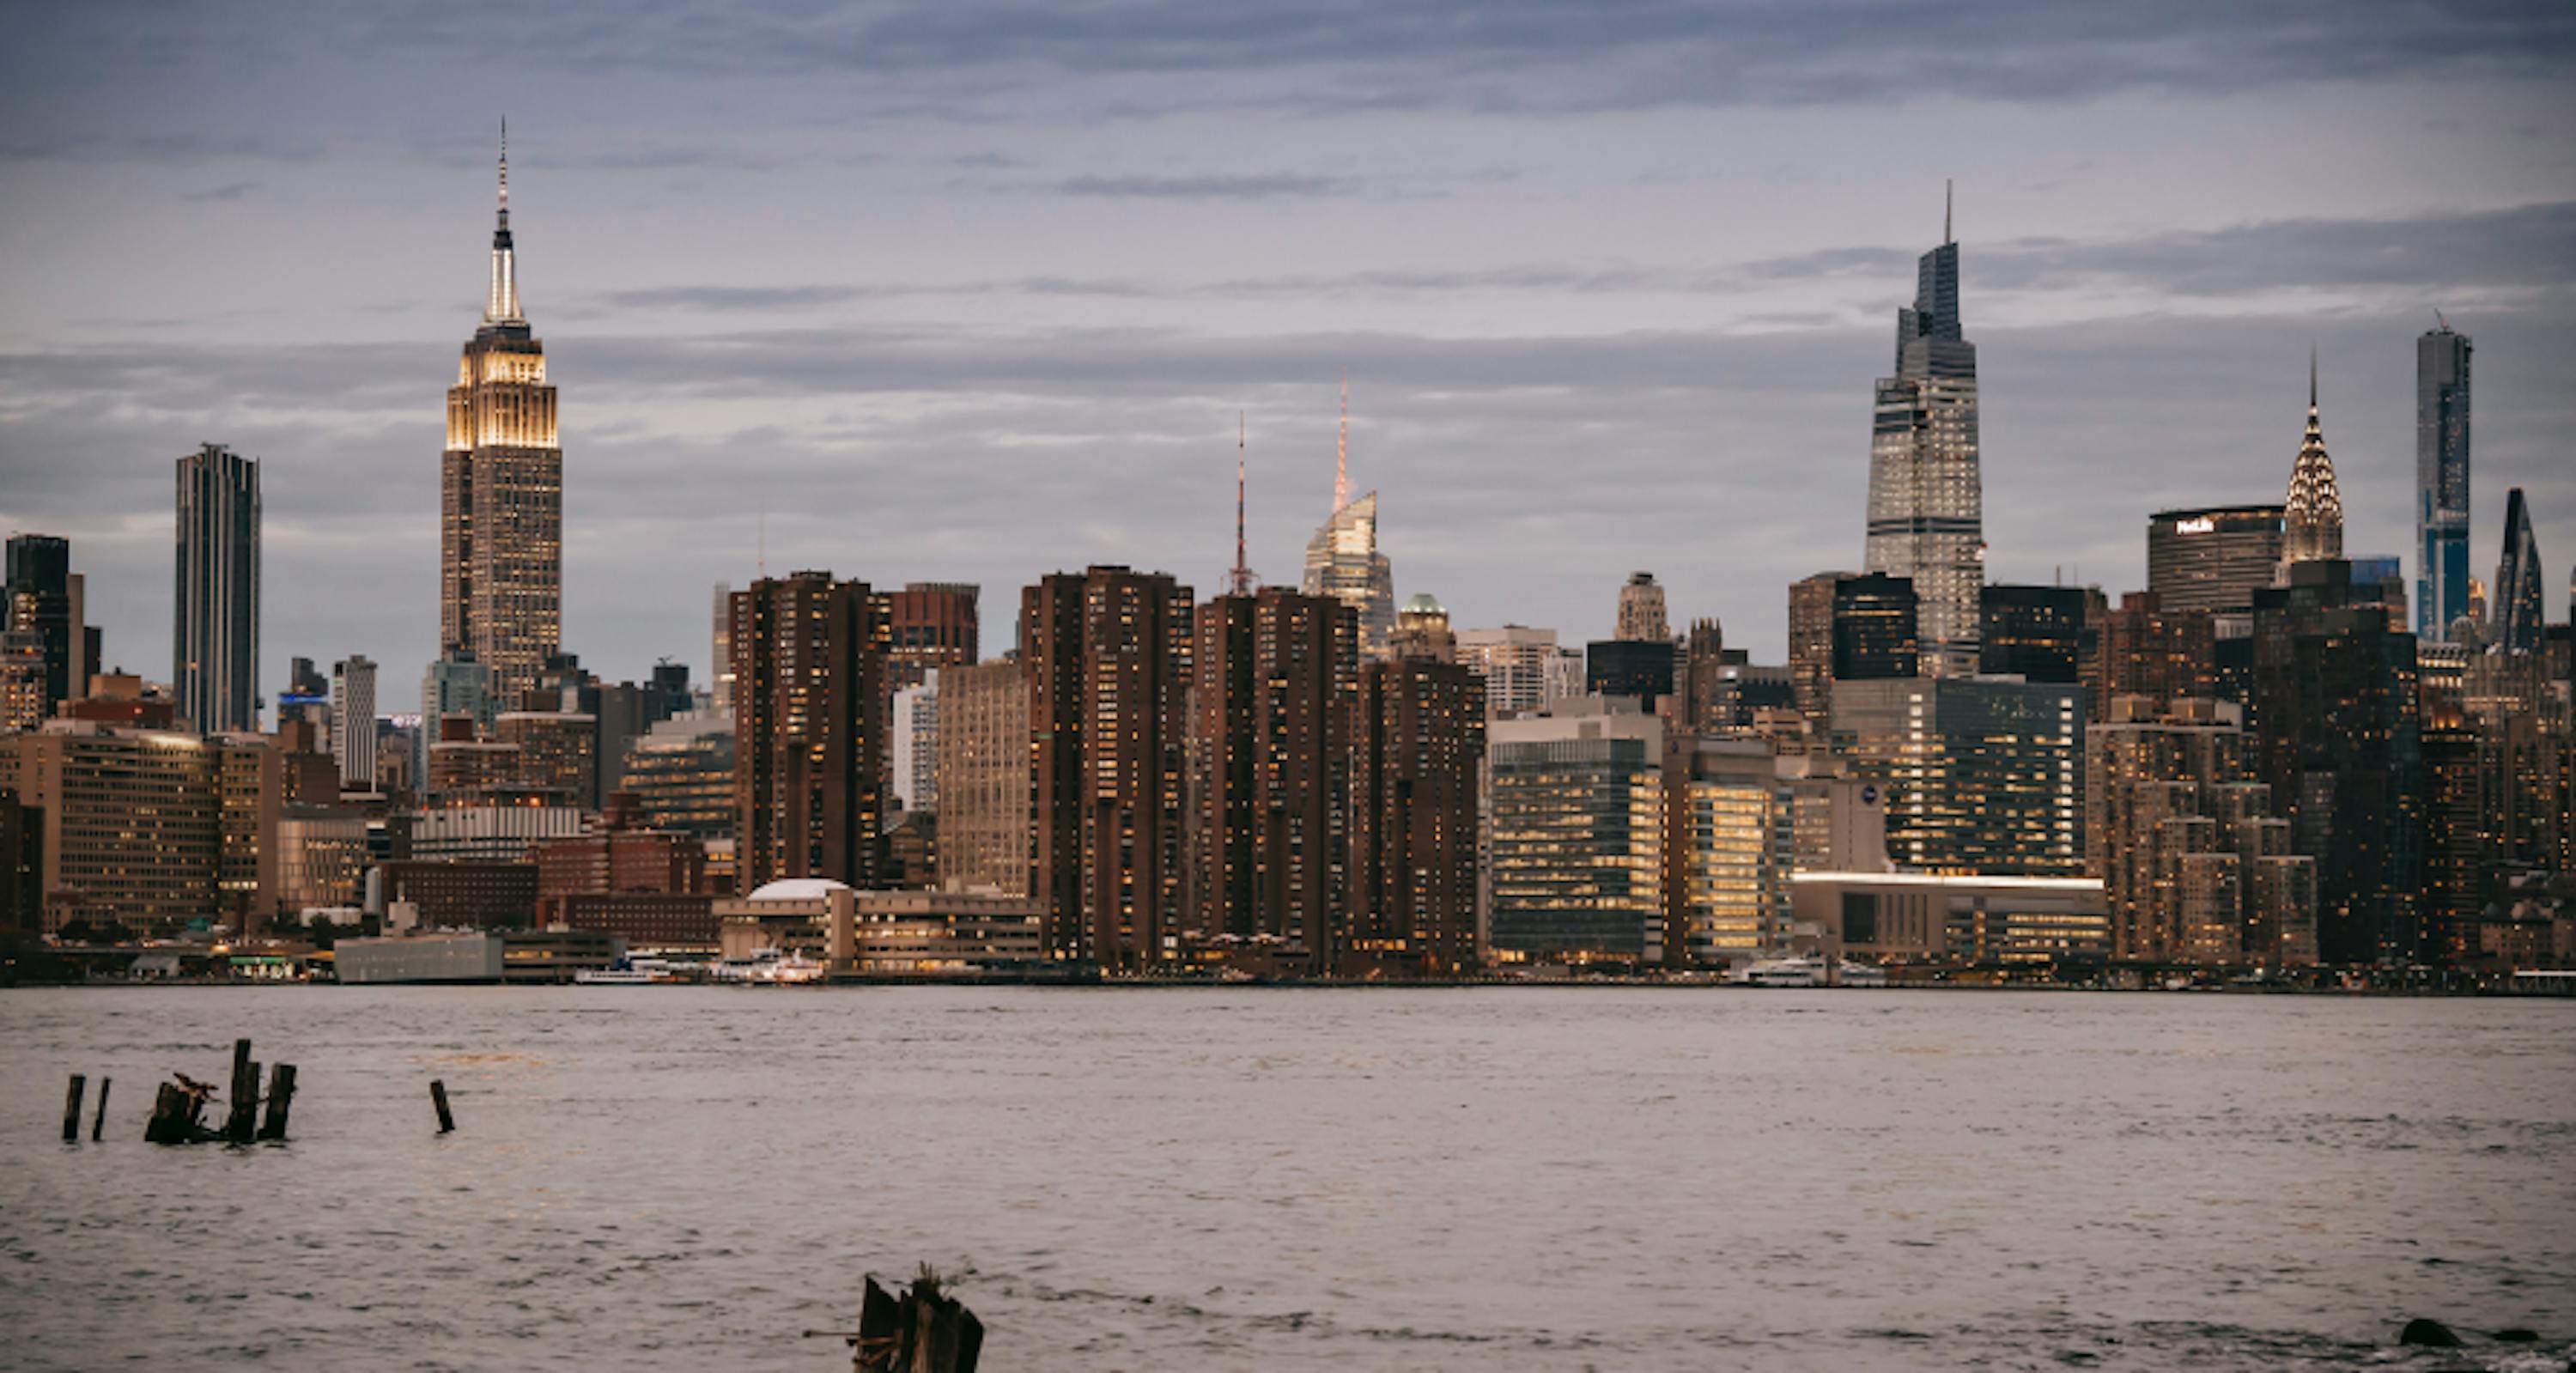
[257,1064,295,1141]
[91,1077,110,1141]
[145,1083,188,1144]
[224,1039,259,1143]
[851,1267,981,1373]
[62,1074,85,1143]
[430,1079,456,1134]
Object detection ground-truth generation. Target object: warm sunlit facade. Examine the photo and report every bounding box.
[440,133,562,706]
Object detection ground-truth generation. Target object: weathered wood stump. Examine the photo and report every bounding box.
[258,1064,296,1140]
[223,1040,260,1144]
[62,1074,85,1143]
[430,1079,456,1134]
[91,1077,110,1141]
[145,1080,215,1145]
[852,1268,981,1373]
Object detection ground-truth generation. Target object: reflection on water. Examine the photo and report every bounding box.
[3,987,2572,1370]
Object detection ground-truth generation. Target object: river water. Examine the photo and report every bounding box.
[2,987,2570,1370]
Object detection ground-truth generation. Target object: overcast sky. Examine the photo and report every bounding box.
[3,1,2573,705]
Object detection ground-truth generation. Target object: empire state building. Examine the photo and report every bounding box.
[440,126,562,704]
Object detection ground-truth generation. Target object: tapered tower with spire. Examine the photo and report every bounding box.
[1303,380,1395,659]
[440,120,562,705]
[1864,182,1985,677]
[2281,350,2345,573]
[1226,413,1258,596]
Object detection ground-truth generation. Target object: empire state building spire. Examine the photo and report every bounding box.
[487,119,523,325]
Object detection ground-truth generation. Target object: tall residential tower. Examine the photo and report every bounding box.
[174,443,261,732]
[1865,188,1985,677]
[441,125,562,706]
[2416,322,2471,641]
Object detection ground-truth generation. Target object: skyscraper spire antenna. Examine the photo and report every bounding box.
[485,118,523,324]
[1229,412,1257,596]
[2309,344,2318,410]
[499,117,510,226]
[1334,375,1350,513]
[1943,179,1953,245]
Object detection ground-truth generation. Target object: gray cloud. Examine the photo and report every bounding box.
[1056,173,1365,199]
[180,180,262,203]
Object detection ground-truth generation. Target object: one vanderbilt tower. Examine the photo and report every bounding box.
[441,123,562,705]
[1865,185,1985,677]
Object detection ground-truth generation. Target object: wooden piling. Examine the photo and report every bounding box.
[224,1039,259,1143]
[62,1074,85,1143]
[258,1064,295,1140]
[852,1269,981,1373]
[91,1077,110,1141]
[430,1079,456,1133]
[146,1083,186,1144]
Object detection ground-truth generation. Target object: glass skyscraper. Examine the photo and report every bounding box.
[1866,194,1984,678]
[173,442,261,733]
[2493,487,2543,654]
[2415,324,2471,641]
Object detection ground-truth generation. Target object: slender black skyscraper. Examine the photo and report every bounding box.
[2493,487,2543,654]
[1866,184,1984,677]
[174,442,261,732]
[4,535,73,711]
[2416,321,2471,640]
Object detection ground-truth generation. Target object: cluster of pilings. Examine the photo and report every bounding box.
[57,1038,299,1146]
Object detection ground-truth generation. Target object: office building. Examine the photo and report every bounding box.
[173,442,261,732]
[1801,872,2111,965]
[1302,385,1395,659]
[1586,637,1676,705]
[1487,703,1667,964]
[732,572,885,890]
[2493,487,2544,655]
[622,711,737,842]
[1024,566,1194,967]
[933,659,1030,897]
[440,132,562,704]
[1833,675,2085,877]
[1615,572,1670,641]
[1865,191,1985,677]
[1665,738,1799,967]
[2,791,43,933]
[2148,506,2285,615]
[2086,696,2317,966]
[1787,573,1846,728]
[531,825,708,926]
[331,654,377,790]
[2417,323,2472,641]
[884,582,979,690]
[1,623,47,732]
[4,534,76,716]
[1347,653,1484,975]
[710,583,735,713]
[1186,588,1357,971]
[405,805,585,863]
[1457,625,1583,719]
[2083,592,2219,723]
[1979,584,2087,683]
[277,805,371,914]
[494,708,598,809]
[2251,560,2422,964]
[1832,573,1919,680]
[1390,593,1458,664]
[0,723,278,933]
[890,671,939,814]
[2281,358,2346,569]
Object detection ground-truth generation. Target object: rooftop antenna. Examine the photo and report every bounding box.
[2309,343,2318,410]
[1228,412,1257,596]
[1334,374,1350,513]
[757,507,767,576]
[1943,178,1953,246]
[2434,307,2450,331]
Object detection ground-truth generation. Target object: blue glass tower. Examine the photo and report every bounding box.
[2415,324,2470,640]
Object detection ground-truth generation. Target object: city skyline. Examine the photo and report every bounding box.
[3,3,2573,696]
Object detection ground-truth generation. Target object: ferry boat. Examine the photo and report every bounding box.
[1734,957,1822,987]
[756,953,828,985]
[574,965,655,986]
